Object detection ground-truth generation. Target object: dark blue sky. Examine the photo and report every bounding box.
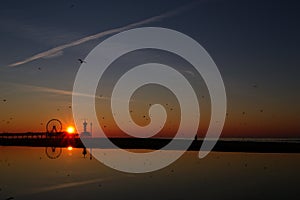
[0,0,299,136]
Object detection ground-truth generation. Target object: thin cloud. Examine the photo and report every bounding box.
[24,84,105,100]
[183,70,196,77]
[43,50,64,59]
[4,81,105,100]
[8,2,199,67]
[25,177,114,195]
[3,81,137,102]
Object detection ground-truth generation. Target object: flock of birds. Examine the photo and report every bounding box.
[1,76,264,133]
[0,3,275,200]
[1,58,86,129]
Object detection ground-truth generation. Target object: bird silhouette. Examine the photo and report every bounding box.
[78,59,86,64]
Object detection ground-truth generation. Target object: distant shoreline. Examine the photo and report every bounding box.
[1,134,300,153]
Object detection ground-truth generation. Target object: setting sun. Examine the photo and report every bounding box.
[66,126,75,134]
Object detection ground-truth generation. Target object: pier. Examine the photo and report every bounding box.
[1,132,300,153]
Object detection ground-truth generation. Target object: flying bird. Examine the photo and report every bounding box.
[8,2,199,67]
[252,84,258,88]
[78,59,86,64]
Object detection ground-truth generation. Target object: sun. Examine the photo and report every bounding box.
[66,126,75,134]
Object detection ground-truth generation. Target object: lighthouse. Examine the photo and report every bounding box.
[80,120,91,137]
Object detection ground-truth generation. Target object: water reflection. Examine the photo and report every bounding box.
[82,147,87,158]
[45,147,62,159]
[1,146,300,200]
[45,147,92,160]
[82,147,93,160]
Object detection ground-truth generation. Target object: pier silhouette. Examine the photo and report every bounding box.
[1,132,300,153]
[0,132,82,148]
[1,119,300,153]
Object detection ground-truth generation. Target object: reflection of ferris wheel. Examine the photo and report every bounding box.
[45,147,62,159]
[46,119,62,135]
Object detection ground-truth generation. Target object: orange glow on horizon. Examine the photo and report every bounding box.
[67,146,73,151]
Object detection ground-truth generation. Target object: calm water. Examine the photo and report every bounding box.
[1,146,300,200]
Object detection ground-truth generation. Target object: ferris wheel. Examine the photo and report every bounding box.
[46,119,63,137]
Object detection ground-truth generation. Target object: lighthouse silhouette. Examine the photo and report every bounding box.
[80,120,92,137]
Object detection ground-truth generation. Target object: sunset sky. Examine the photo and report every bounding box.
[0,0,299,137]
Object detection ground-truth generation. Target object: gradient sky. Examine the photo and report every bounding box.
[0,0,299,137]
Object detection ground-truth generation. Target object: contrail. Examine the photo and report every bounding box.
[8,2,199,67]
[5,82,104,99]
[3,81,136,102]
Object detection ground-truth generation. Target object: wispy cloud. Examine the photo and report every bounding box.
[183,70,196,77]
[3,81,138,102]
[43,50,64,59]
[8,2,199,67]
[26,84,106,100]
[24,177,114,195]
[3,81,104,99]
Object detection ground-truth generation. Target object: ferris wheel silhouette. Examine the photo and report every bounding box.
[46,119,63,137]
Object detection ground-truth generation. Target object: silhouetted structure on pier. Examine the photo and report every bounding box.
[80,120,92,137]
